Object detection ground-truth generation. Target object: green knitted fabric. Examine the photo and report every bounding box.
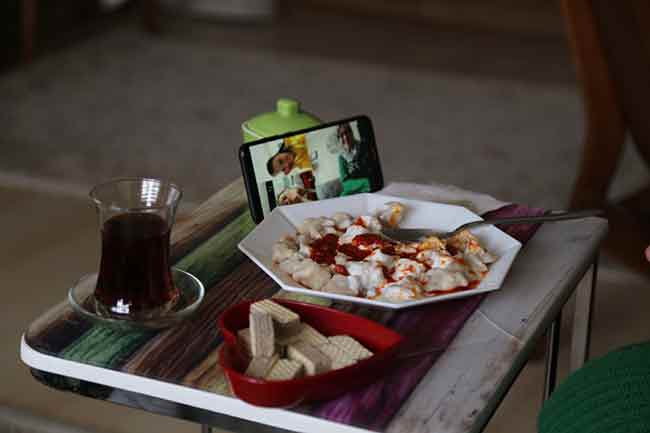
[539,341,650,433]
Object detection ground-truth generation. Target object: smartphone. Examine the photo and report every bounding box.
[239,115,384,223]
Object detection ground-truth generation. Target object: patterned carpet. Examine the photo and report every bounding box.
[1,13,647,208]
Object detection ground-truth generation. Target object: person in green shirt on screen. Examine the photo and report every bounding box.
[337,123,371,196]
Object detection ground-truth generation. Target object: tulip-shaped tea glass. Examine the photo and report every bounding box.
[90,178,182,320]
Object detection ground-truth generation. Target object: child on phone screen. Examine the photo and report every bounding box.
[267,135,312,176]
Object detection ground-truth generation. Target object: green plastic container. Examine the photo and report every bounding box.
[241,98,321,143]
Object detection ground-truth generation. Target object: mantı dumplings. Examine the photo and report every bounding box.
[272,202,497,303]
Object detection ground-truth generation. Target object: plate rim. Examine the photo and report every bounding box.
[238,193,522,309]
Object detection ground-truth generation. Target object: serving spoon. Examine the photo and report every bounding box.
[380,209,603,243]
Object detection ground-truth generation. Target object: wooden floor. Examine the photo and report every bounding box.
[2,184,650,433]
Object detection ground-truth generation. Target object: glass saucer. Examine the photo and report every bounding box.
[68,268,205,330]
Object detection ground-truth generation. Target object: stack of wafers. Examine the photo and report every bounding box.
[239,299,373,380]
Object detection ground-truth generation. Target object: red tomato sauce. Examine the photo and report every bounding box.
[309,233,339,265]
[337,243,372,261]
[398,251,418,260]
[333,264,349,275]
[351,233,386,248]
[381,265,394,283]
[309,233,376,264]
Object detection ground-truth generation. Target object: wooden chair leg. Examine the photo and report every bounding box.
[561,0,627,210]
[570,124,626,210]
[22,0,37,63]
[591,0,650,171]
[141,0,161,34]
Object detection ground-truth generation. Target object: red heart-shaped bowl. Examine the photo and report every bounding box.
[218,299,403,407]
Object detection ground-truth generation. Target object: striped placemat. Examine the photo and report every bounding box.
[26,191,543,431]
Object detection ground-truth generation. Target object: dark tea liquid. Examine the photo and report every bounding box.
[94,212,179,318]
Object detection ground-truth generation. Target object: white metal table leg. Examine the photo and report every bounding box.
[569,254,599,372]
[543,312,562,401]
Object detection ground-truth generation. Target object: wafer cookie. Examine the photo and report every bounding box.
[237,328,253,356]
[265,359,304,381]
[287,341,331,375]
[249,310,275,357]
[245,354,278,379]
[238,327,284,356]
[251,300,301,335]
[298,323,328,346]
[328,335,373,360]
[277,323,328,347]
[318,343,357,370]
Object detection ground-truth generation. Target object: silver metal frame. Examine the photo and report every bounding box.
[543,312,562,401]
[570,254,599,371]
[543,253,599,403]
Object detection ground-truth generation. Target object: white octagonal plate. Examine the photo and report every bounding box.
[238,193,522,309]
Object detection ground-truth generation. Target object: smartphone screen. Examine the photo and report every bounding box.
[240,116,383,222]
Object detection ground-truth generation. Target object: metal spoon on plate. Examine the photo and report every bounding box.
[380,209,604,243]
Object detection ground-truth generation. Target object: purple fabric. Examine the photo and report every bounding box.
[312,204,547,430]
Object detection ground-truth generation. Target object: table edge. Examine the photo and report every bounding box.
[20,335,373,433]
